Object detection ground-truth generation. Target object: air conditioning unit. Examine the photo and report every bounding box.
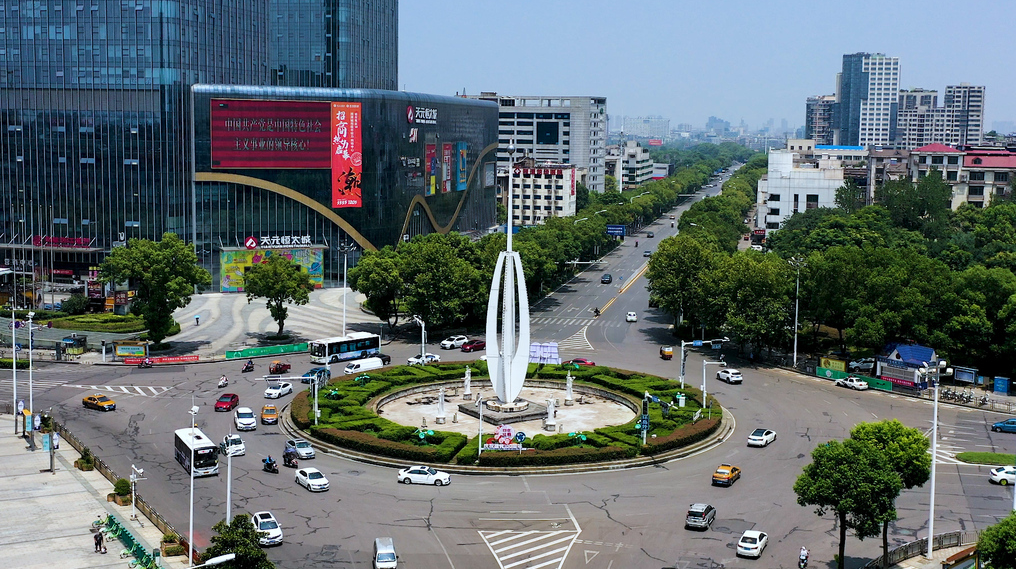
[960,174,968,182]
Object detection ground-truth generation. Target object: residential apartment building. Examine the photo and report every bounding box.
[609,141,653,189]
[754,149,846,235]
[908,144,1013,209]
[497,159,577,226]
[833,52,900,146]
[469,93,607,193]
[622,116,671,139]
[805,95,836,145]
[895,85,986,149]
[867,148,910,202]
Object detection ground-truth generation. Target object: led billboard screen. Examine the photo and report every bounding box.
[210,99,331,169]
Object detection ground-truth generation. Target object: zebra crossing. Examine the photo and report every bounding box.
[923,422,982,465]
[0,376,172,400]
[554,327,594,352]
[65,384,172,397]
[479,529,580,569]
[530,316,595,327]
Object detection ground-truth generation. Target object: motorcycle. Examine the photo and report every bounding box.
[218,377,228,389]
[241,362,255,373]
[799,557,808,569]
[138,360,153,369]
[283,452,299,468]
[979,395,990,406]
[593,308,601,318]
[262,458,278,474]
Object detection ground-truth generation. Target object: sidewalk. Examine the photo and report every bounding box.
[890,545,972,569]
[0,415,187,568]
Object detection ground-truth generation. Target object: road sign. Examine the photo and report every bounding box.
[14,344,22,351]
[495,424,515,444]
[692,340,703,347]
[514,432,526,443]
[17,400,24,414]
[33,414,41,430]
[606,224,626,237]
[244,236,258,250]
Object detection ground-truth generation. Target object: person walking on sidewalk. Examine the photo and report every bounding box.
[93,530,102,552]
[194,314,200,326]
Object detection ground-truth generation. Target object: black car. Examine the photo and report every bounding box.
[376,353,392,365]
[600,274,612,284]
[646,231,654,238]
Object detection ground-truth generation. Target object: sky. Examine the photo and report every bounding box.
[399,0,1016,132]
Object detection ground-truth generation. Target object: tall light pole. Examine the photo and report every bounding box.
[27,311,34,415]
[790,257,805,368]
[701,358,725,412]
[412,315,425,360]
[678,339,695,388]
[130,464,145,524]
[338,242,356,337]
[187,405,198,568]
[925,359,944,559]
[192,553,236,568]
[225,428,233,522]
[11,303,17,434]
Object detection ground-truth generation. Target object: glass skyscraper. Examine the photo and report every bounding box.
[1,0,398,290]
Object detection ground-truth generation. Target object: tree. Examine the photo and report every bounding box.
[200,514,275,569]
[61,293,89,315]
[646,235,721,329]
[243,254,313,336]
[835,179,867,213]
[700,252,794,353]
[978,511,1016,569]
[850,420,931,568]
[574,181,591,211]
[794,438,902,569]
[348,247,403,328]
[604,175,618,194]
[98,233,211,345]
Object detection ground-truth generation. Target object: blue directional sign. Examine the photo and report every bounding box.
[692,340,703,347]
[606,224,626,237]
[515,432,526,443]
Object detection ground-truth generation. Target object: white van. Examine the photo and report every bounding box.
[373,537,398,568]
[344,357,385,375]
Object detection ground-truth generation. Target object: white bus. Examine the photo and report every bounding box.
[174,427,219,477]
[309,332,381,365]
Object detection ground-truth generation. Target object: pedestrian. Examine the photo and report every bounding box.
[194,314,200,326]
[93,531,102,552]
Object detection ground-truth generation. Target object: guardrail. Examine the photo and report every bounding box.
[862,530,979,569]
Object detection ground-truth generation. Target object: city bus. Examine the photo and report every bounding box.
[174,427,219,477]
[308,332,381,365]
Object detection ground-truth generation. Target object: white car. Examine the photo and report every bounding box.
[440,335,468,349]
[989,466,1016,485]
[398,465,451,486]
[848,358,876,373]
[220,434,246,457]
[251,511,283,546]
[836,376,869,390]
[747,428,776,447]
[233,407,257,431]
[626,312,638,322]
[285,438,316,459]
[407,353,441,366]
[737,530,768,558]
[295,467,330,492]
[264,382,294,399]
[716,369,743,384]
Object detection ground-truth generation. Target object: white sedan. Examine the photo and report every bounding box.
[737,530,768,558]
[220,434,246,457]
[716,369,743,384]
[398,465,451,486]
[626,312,638,322]
[264,382,294,399]
[233,407,257,431]
[407,353,441,366]
[835,376,869,390]
[440,335,468,349]
[747,428,776,447]
[251,511,283,546]
[295,467,330,492]
[989,466,1016,485]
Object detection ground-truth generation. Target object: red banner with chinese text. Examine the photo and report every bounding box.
[330,102,363,208]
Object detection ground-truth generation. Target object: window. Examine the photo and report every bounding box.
[931,156,943,165]
[947,171,958,181]
[766,222,780,230]
[996,172,1010,183]
[969,172,985,181]
[947,156,958,165]
[919,156,927,164]
[969,186,984,196]
[806,194,819,209]
[768,208,780,216]
[768,194,780,202]
[973,157,982,164]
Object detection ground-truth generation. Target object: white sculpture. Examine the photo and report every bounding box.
[435,387,446,424]
[565,371,574,405]
[545,398,556,430]
[485,151,530,405]
[463,365,472,399]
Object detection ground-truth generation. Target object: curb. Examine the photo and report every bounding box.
[277,401,734,476]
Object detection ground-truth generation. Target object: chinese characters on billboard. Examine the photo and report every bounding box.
[425,144,437,196]
[441,143,453,193]
[330,102,363,208]
[209,99,331,169]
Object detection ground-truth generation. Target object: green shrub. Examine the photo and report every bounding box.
[162,533,180,543]
[48,313,148,333]
[594,425,641,447]
[478,445,636,467]
[0,359,30,370]
[643,418,721,456]
[163,544,186,557]
[61,293,89,315]
[453,436,480,464]
[114,478,131,496]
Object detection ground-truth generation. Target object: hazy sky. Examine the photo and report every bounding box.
[399,0,1015,131]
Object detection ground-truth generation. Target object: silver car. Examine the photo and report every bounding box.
[285,438,316,459]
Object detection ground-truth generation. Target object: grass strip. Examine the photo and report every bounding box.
[956,451,1016,465]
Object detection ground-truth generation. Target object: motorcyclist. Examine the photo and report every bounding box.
[799,547,809,565]
[283,448,298,466]
[264,455,275,468]
[246,359,254,368]
[593,307,600,317]
[219,374,228,387]
[143,357,153,366]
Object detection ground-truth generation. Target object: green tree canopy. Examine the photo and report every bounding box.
[978,511,1016,569]
[98,232,211,344]
[835,178,867,213]
[646,234,721,329]
[348,247,403,328]
[200,514,275,569]
[243,254,313,336]
[794,438,902,569]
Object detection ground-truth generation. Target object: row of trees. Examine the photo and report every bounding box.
[350,143,753,331]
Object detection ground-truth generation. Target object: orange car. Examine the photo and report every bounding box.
[712,464,741,486]
[83,394,116,412]
[261,405,279,425]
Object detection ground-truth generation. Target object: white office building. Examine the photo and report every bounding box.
[504,162,578,225]
[622,115,670,139]
[755,149,845,235]
[468,93,607,193]
[834,53,900,147]
[895,84,986,149]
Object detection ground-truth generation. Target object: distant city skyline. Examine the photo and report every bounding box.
[399,0,1015,132]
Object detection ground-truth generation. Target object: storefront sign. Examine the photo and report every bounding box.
[425,144,437,196]
[255,235,312,249]
[441,143,453,193]
[407,105,438,125]
[521,168,564,176]
[114,291,128,306]
[330,102,363,208]
[31,236,92,248]
[400,157,421,168]
[455,142,468,192]
[87,281,103,299]
[209,99,331,169]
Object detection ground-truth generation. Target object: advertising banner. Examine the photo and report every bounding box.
[209,99,331,169]
[455,142,468,192]
[87,281,103,299]
[819,357,846,372]
[219,248,324,293]
[114,344,147,357]
[124,355,199,365]
[32,236,92,248]
[442,143,453,193]
[425,144,437,196]
[330,102,363,208]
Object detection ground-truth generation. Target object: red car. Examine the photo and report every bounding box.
[563,358,596,367]
[215,393,239,412]
[461,340,486,353]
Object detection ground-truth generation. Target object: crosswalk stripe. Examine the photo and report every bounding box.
[480,530,577,569]
[504,547,570,569]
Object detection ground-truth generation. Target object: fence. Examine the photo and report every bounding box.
[862,530,980,569]
[53,420,182,545]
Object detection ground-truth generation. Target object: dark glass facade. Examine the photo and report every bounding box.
[0,0,397,287]
[836,53,867,146]
[191,86,498,289]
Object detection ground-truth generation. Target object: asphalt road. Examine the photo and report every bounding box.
[8,169,1016,568]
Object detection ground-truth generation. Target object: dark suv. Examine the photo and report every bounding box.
[600,274,612,284]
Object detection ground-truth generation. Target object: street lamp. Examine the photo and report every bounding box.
[338,242,356,337]
[701,358,725,414]
[573,217,589,225]
[476,393,485,457]
[224,428,233,522]
[130,465,145,525]
[629,191,650,204]
[10,301,17,434]
[26,311,34,415]
[594,209,608,215]
[924,359,945,559]
[192,553,236,568]
[187,404,199,568]
[412,315,426,361]
[790,257,806,368]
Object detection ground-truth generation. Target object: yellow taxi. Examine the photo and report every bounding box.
[82,394,116,412]
[711,463,741,486]
[261,404,278,425]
